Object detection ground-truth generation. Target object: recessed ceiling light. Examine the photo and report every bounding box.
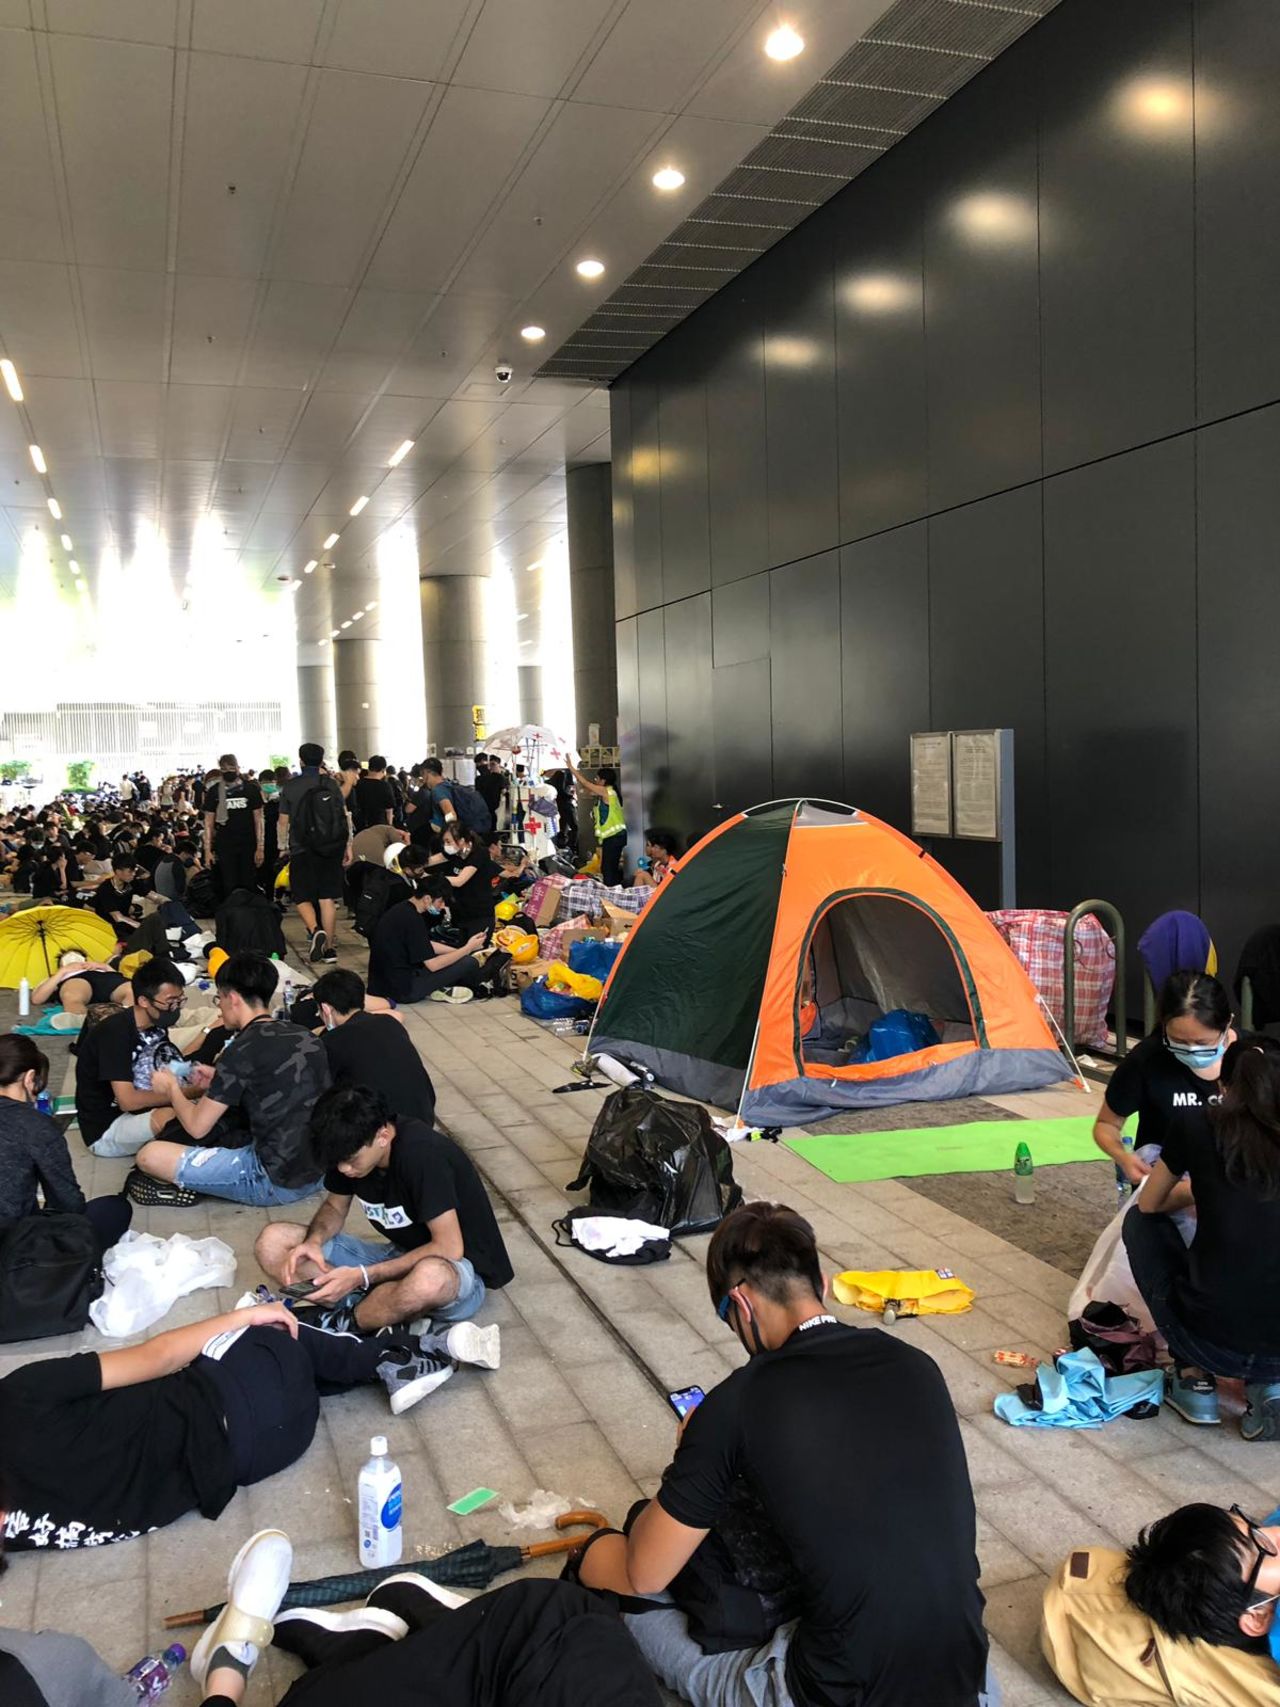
[304,560,317,574]
[525,561,542,572]
[0,359,22,400]
[520,325,546,343]
[60,534,72,550]
[764,23,804,60]
[323,532,340,549]
[575,258,605,280]
[516,612,528,622]
[365,599,378,609]
[69,561,80,575]
[352,610,365,620]
[330,628,339,638]
[340,620,351,629]
[286,579,300,591]
[349,495,368,516]
[47,497,61,520]
[652,166,685,192]
[388,439,414,467]
[28,445,46,474]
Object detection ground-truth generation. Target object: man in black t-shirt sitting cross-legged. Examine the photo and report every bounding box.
[577,1201,999,1707]
[255,1084,513,1345]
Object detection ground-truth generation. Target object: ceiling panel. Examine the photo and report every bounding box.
[0,262,82,377]
[46,0,177,47]
[178,52,310,279]
[260,463,331,516]
[284,392,369,463]
[316,289,436,394]
[322,0,474,82]
[162,385,233,461]
[389,293,516,398]
[689,0,893,124]
[243,281,350,391]
[269,69,435,288]
[51,34,173,271]
[78,267,167,382]
[367,84,551,293]
[170,276,260,386]
[0,29,71,263]
[224,387,305,463]
[452,0,618,98]
[190,0,326,61]
[573,0,756,114]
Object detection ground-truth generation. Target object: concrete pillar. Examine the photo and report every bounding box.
[421,575,487,751]
[566,462,617,749]
[517,663,544,727]
[295,659,337,764]
[333,637,382,760]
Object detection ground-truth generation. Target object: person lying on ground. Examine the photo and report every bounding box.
[31,948,130,1015]
[73,956,208,1160]
[0,1527,660,1707]
[255,1083,512,1333]
[576,1199,996,1707]
[1093,970,1236,1186]
[0,1301,497,1564]
[310,968,433,1121]
[0,1034,131,1255]
[90,852,144,941]
[1123,1032,1280,1438]
[132,951,328,1209]
[367,877,494,1005]
[1126,1500,1280,1664]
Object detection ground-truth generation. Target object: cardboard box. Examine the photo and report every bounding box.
[512,959,552,990]
[603,903,638,936]
[530,884,564,928]
[556,925,610,958]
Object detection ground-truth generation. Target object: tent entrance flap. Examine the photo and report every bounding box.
[800,892,980,1068]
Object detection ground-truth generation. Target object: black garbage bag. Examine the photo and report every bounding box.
[566,1085,742,1235]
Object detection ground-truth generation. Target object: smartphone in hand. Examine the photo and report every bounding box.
[282,1280,319,1301]
[667,1385,706,1421]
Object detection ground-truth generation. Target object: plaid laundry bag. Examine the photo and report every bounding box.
[988,908,1115,1048]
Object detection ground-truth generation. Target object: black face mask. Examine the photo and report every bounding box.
[221,770,237,783]
[148,1004,180,1029]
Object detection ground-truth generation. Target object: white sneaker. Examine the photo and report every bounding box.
[190,1528,294,1689]
[444,1321,500,1371]
[429,986,474,1004]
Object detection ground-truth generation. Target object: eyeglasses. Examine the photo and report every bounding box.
[716,1294,733,1323]
[152,997,186,1015]
[1230,1504,1279,1606]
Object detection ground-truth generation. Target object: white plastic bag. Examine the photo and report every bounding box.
[89,1230,236,1338]
[1068,1201,1155,1333]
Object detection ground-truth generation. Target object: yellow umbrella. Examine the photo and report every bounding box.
[0,905,119,989]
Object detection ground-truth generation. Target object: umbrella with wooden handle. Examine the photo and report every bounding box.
[162,1510,609,1630]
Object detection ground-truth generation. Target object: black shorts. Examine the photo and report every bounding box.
[289,849,344,904]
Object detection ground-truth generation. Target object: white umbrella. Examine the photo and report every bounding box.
[483,725,578,770]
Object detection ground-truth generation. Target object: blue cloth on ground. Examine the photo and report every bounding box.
[13,1013,72,1035]
[994,1347,1163,1429]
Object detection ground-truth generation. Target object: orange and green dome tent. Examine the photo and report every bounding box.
[590,800,1067,1125]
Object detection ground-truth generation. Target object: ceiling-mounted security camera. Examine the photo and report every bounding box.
[494,363,513,385]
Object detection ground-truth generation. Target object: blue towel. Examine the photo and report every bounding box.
[1137,911,1212,994]
[12,1013,74,1036]
[994,1347,1163,1429]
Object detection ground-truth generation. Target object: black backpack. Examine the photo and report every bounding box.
[215,886,288,957]
[292,777,348,856]
[446,781,494,834]
[354,865,408,941]
[0,1213,104,1342]
[186,867,219,918]
[566,1086,742,1235]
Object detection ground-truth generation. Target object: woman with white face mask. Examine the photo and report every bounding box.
[1093,971,1236,1185]
[431,825,499,942]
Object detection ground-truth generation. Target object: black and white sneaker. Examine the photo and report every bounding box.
[308,928,329,964]
[322,943,338,963]
[378,1348,454,1414]
[273,1606,407,1667]
[365,1571,471,1631]
[124,1167,199,1208]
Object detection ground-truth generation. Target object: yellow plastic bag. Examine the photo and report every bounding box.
[275,862,290,892]
[832,1268,975,1318]
[545,960,603,1001]
[118,949,152,981]
[494,896,519,922]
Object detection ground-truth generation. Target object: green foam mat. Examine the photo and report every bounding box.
[783,1116,1123,1184]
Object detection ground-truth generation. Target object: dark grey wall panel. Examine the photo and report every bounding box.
[922,48,1041,512]
[840,523,928,828]
[712,659,772,821]
[928,485,1048,904]
[706,294,768,587]
[662,593,714,843]
[712,572,769,669]
[1044,438,1198,932]
[659,371,711,603]
[635,606,669,827]
[609,389,637,620]
[761,225,838,569]
[833,150,927,542]
[616,616,641,858]
[1195,0,1280,422]
[1039,0,1195,474]
[1197,405,1280,964]
[629,381,663,612]
[770,551,842,802]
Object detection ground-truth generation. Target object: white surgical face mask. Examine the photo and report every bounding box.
[59,952,87,969]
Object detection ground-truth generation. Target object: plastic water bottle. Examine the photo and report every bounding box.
[125,1642,186,1699]
[35,1090,54,1116]
[1013,1140,1035,1205]
[17,976,30,1016]
[1116,1135,1135,1209]
[358,1435,402,1567]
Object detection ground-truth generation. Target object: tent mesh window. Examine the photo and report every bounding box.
[801,892,978,1065]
